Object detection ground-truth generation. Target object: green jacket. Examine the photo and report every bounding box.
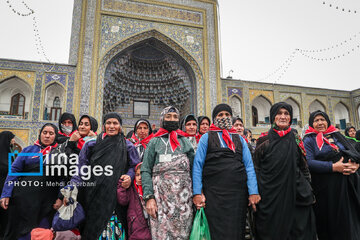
[141,135,195,198]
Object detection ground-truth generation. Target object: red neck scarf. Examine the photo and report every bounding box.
[209,124,237,152]
[177,130,201,143]
[153,128,184,152]
[58,130,75,137]
[134,179,143,198]
[34,140,58,155]
[305,125,339,151]
[77,138,85,150]
[130,133,155,149]
[273,127,292,137]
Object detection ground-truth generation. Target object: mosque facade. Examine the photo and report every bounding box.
[0,0,359,147]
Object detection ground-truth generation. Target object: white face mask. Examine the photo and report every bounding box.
[61,124,73,135]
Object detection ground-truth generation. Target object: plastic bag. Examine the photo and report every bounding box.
[190,207,211,240]
[31,228,54,240]
[52,185,85,231]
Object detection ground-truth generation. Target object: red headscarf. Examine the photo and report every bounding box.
[209,124,237,152]
[305,125,339,151]
[153,128,185,152]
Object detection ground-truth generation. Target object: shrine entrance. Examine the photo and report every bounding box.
[103,37,196,128]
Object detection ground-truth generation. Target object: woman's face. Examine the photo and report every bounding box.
[274,108,291,130]
[313,115,328,132]
[40,126,56,146]
[185,120,197,135]
[10,138,15,145]
[78,117,91,137]
[233,120,244,135]
[246,131,252,141]
[199,119,210,135]
[135,168,142,186]
[62,119,73,127]
[136,122,149,140]
[164,112,179,121]
[215,111,231,120]
[348,128,356,138]
[104,118,121,136]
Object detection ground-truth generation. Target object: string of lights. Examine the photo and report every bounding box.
[257,50,298,82]
[6,0,55,71]
[298,44,360,61]
[299,31,360,53]
[321,1,357,14]
[5,0,34,16]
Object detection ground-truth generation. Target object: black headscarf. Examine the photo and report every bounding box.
[270,102,293,125]
[345,126,356,137]
[212,103,233,121]
[38,123,58,147]
[309,110,331,128]
[232,117,243,125]
[198,116,211,125]
[181,114,197,131]
[79,114,98,133]
[58,112,77,133]
[198,116,211,133]
[133,119,153,135]
[103,112,122,126]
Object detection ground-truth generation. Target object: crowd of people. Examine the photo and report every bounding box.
[1,102,360,240]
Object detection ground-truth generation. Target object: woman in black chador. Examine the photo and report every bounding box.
[304,110,360,240]
[254,102,316,240]
[0,131,15,239]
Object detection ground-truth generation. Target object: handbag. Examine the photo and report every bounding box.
[52,185,85,231]
[189,207,211,240]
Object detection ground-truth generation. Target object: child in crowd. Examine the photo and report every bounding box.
[117,163,151,240]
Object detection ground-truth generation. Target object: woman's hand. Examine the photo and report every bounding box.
[69,131,81,142]
[53,198,63,210]
[193,193,206,209]
[146,199,158,218]
[0,197,9,210]
[343,161,360,175]
[88,130,96,137]
[333,157,347,173]
[120,175,131,189]
[248,194,261,212]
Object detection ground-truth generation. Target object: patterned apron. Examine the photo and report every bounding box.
[150,154,193,240]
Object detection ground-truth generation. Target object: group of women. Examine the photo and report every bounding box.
[1,102,360,240]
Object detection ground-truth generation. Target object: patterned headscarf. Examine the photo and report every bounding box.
[159,106,180,128]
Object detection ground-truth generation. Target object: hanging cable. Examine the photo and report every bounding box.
[321,1,357,14]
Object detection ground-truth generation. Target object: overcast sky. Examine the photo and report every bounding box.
[0,0,359,91]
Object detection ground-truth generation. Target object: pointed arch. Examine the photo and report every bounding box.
[309,99,326,113]
[285,97,301,125]
[229,95,242,118]
[252,95,271,126]
[0,76,32,119]
[43,82,65,121]
[95,29,204,123]
[334,102,350,129]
